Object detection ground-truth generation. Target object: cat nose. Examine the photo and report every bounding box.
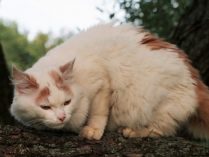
[58,114,66,122]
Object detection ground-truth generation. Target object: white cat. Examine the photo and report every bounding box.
[10,23,209,140]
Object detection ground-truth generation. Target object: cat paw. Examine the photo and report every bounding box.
[79,126,103,140]
[122,128,138,138]
[121,127,162,138]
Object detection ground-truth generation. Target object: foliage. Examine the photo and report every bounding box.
[0,20,70,70]
[112,0,192,39]
[0,1,193,70]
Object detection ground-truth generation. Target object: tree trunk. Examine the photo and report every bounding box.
[0,43,13,124]
[171,0,209,85]
[0,124,208,157]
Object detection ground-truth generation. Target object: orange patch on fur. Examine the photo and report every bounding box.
[50,70,63,88]
[141,33,174,50]
[49,70,71,92]
[141,32,209,134]
[36,87,50,103]
[189,75,209,132]
[181,53,209,131]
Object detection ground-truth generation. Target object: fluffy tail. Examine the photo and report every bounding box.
[188,80,209,140]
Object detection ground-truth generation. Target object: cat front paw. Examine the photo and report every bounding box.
[79,126,104,140]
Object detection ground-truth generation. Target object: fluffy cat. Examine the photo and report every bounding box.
[10,23,209,140]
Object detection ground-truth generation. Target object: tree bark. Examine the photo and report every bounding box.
[0,124,208,157]
[171,0,209,85]
[0,43,14,124]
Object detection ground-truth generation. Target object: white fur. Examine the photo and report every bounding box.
[10,23,198,139]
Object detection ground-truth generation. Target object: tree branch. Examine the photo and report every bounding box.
[0,124,208,157]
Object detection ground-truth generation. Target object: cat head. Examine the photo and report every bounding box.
[10,59,83,130]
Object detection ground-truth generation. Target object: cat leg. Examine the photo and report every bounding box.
[122,126,164,138]
[122,88,197,138]
[121,114,177,138]
[122,106,192,138]
[121,104,180,138]
[80,89,110,140]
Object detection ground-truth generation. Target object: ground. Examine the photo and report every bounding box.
[0,124,209,157]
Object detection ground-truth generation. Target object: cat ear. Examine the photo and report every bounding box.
[59,59,75,80]
[12,66,39,94]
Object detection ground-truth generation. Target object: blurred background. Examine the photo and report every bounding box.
[0,0,191,69]
[0,0,209,131]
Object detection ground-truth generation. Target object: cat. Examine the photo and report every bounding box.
[10,23,209,140]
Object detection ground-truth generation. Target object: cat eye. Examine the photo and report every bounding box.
[40,105,51,110]
[64,99,71,106]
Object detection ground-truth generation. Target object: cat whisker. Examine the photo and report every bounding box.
[25,118,44,127]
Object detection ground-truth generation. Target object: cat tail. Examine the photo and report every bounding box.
[188,79,209,140]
